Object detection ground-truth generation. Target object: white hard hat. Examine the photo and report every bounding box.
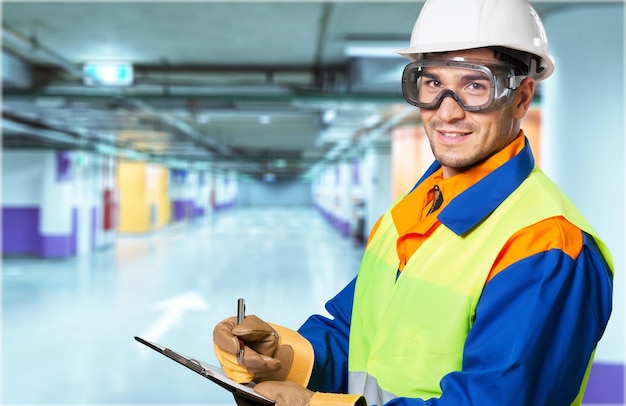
[397,0,555,81]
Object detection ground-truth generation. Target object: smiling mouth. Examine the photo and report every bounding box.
[438,130,471,138]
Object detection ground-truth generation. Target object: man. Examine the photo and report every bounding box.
[213,0,614,404]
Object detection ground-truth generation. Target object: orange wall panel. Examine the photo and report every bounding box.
[521,108,542,166]
[391,108,541,203]
[391,125,435,201]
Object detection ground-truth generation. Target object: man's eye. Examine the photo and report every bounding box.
[467,82,488,91]
[424,79,441,88]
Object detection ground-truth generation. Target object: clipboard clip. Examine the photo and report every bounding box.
[186,358,213,377]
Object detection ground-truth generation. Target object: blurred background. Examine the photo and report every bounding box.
[1,1,624,405]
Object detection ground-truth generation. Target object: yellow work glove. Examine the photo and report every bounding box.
[253,381,368,406]
[310,392,368,406]
[213,315,314,385]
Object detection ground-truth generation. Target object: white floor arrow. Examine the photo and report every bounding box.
[142,291,209,344]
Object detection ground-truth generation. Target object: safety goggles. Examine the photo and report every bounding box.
[401,59,527,112]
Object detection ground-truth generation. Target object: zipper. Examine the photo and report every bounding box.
[427,185,443,215]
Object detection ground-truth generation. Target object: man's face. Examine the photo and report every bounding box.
[419,48,534,178]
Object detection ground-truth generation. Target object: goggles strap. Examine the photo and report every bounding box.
[508,75,527,90]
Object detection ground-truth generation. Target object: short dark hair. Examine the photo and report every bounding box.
[490,46,534,76]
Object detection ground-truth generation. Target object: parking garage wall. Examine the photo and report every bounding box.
[2,149,116,258]
[237,179,313,207]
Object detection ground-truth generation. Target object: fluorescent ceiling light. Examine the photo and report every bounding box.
[323,109,337,124]
[344,42,408,58]
[84,62,133,86]
[363,113,382,128]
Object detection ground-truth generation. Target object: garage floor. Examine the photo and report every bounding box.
[2,206,364,405]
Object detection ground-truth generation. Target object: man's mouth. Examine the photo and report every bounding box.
[438,130,471,138]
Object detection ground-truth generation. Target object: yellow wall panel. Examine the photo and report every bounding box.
[117,160,170,233]
[146,165,171,228]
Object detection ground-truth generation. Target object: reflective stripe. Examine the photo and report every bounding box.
[348,371,396,406]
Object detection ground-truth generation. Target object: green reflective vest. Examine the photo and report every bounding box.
[348,167,612,402]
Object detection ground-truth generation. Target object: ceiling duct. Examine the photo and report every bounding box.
[2,50,32,89]
[1,24,249,166]
[347,57,406,95]
[2,116,88,147]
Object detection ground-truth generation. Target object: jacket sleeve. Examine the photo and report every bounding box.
[384,232,613,405]
[298,276,357,394]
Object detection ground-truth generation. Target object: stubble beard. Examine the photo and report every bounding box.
[425,121,483,173]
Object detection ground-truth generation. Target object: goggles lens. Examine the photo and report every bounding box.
[402,60,524,112]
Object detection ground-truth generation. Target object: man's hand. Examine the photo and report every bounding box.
[214,314,315,385]
[254,381,314,406]
[213,315,282,382]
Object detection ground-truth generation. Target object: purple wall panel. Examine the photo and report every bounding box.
[583,362,624,404]
[171,169,187,183]
[172,200,208,221]
[91,206,98,249]
[352,159,361,184]
[2,207,40,255]
[39,208,77,258]
[215,200,236,211]
[2,207,77,258]
[187,201,195,218]
[194,206,205,218]
[172,200,196,221]
[315,204,351,237]
[40,235,73,258]
[172,201,184,221]
[56,151,73,182]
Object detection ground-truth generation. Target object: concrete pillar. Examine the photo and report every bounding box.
[39,151,76,258]
[362,140,392,238]
[336,161,352,236]
[542,5,624,403]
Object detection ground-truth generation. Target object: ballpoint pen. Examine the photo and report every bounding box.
[237,298,245,364]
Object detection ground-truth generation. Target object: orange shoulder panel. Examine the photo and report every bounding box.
[486,216,584,283]
[365,215,384,248]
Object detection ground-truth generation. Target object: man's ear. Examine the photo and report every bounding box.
[513,77,535,119]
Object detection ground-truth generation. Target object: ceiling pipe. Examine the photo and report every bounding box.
[1,24,250,164]
[310,105,415,175]
[2,24,82,76]
[2,118,89,146]
[364,105,416,142]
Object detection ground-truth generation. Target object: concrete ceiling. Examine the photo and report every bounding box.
[1,1,608,180]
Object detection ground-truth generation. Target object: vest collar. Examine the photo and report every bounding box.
[415,137,535,236]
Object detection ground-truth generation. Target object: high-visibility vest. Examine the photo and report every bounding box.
[348,167,613,404]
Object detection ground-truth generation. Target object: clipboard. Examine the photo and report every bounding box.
[135,336,275,405]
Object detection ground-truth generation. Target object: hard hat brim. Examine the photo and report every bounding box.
[396,42,555,81]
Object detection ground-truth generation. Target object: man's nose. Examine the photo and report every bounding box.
[436,93,466,122]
